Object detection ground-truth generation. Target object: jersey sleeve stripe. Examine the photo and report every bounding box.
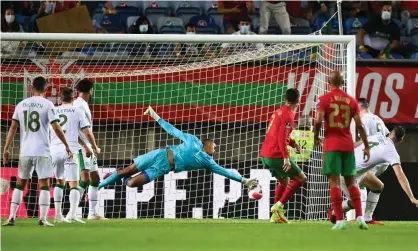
[391,163,400,166]
[12,118,19,123]
[50,119,60,124]
[80,125,91,130]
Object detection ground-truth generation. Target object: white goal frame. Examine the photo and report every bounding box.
[1,32,356,220]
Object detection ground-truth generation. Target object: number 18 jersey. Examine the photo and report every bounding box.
[12,96,59,157]
[317,88,359,152]
[51,104,90,153]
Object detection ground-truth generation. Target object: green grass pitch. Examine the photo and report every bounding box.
[2,219,418,251]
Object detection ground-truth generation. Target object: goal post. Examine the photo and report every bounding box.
[1,32,356,220]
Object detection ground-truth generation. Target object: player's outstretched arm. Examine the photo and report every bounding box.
[82,128,101,155]
[144,106,190,142]
[3,120,18,166]
[392,164,418,207]
[354,113,370,161]
[207,160,257,188]
[313,110,324,146]
[51,122,73,157]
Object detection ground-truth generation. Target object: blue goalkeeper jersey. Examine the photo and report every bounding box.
[157,118,243,183]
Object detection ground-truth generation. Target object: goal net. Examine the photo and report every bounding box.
[0,31,355,220]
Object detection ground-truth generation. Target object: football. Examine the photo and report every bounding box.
[248,184,263,200]
[0,178,10,195]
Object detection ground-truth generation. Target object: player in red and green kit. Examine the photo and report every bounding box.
[260,88,307,224]
[314,71,371,230]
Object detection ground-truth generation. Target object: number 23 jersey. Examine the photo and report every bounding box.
[317,88,359,152]
[12,96,59,157]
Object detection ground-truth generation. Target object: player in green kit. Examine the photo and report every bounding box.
[260,88,307,224]
[314,71,370,230]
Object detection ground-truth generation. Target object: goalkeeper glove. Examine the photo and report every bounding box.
[144,106,160,121]
[242,178,258,189]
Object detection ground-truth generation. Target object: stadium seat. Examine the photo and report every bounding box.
[390,53,404,59]
[195,26,218,34]
[406,18,418,36]
[357,53,373,59]
[189,15,218,33]
[410,52,418,59]
[101,14,123,31]
[101,23,123,33]
[113,1,142,8]
[202,1,217,14]
[177,7,201,25]
[249,13,260,32]
[344,17,367,35]
[157,17,184,33]
[126,16,139,29]
[291,27,312,35]
[209,14,224,33]
[145,8,170,28]
[392,18,402,29]
[115,6,140,29]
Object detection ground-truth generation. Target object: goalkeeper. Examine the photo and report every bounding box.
[99,106,257,190]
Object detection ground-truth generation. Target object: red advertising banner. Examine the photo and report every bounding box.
[1,168,55,218]
[355,67,418,124]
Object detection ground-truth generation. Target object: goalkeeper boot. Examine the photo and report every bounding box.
[357,216,369,230]
[2,218,15,226]
[270,203,288,223]
[87,214,108,220]
[331,220,347,230]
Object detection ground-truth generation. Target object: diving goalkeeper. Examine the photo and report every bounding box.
[99,106,258,190]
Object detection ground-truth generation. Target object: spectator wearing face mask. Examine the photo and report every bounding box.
[128,16,153,34]
[218,1,254,34]
[1,8,24,55]
[220,16,264,55]
[1,8,22,32]
[357,3,400,59]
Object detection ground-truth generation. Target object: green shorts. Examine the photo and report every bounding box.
[323,151,356,176]
[260,157,302,179]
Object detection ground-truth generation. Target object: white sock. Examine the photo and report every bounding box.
[69,188,80,217]
[88,185,99,216]
[39,189,50,221]
[365,191,381,221]
[53,186,64,218]
[360,187,368,216]
[9,188,23,220]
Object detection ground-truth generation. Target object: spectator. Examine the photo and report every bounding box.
[401,1,418,18]
[1,8,24,55]
[11,1,39,17]
[342,1,369,18]
[220,16,264,55]
[128,16,153,34]
[174,23,209,58]
[285,1,314,24]
[1,8,22,32]
[81,1,116,18]
[218,1,254,34]
[259,1,291,35]
[357,3,400,59]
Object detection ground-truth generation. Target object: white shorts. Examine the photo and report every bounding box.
[18,156,53,180]
[370,163,389,177]
[340,175,365,199]
[78,149,98,172]
[52,152,80,182]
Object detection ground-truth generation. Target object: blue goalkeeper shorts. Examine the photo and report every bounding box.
[133,149,172,182]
